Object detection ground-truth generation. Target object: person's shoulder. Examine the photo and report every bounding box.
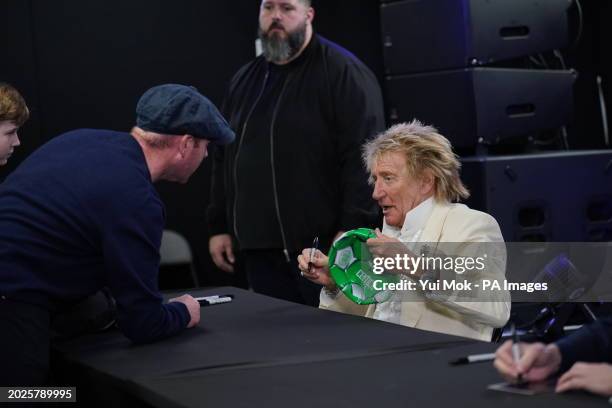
[446,202,498,225]
[52,128,127,146]
[24,129,128,164]
[314,36,378,88]
[315,36,372,72]
[58,128,122,137]
[316,36,360,65]
[57,129,149,185]
[433,202,504,242]
[439,203,503,242]
[89,135,160,216]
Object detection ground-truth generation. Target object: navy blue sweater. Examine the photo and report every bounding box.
[0,129,189,343]
[556,317,612,371]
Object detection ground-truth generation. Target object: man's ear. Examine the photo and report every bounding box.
[307,7,314,23]
[420,170,435,196]
[177,135,191,158]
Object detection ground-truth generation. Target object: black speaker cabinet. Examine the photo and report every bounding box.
[385,67,576,149]
[381,0,571,75]
[461,151,612,242]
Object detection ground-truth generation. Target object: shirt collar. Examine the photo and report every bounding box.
[401,196,434,237]
[382,196,435,240]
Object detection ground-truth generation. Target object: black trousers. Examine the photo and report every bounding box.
[0,297,51,386]
[242,249,321,307]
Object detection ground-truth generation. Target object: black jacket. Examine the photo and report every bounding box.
[207,35,385,254]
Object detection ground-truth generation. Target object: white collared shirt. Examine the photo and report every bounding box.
[372,197,435,324]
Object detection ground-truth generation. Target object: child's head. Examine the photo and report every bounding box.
[0,83,29,166]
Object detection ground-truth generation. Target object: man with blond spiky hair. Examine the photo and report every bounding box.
[299,120,511,341]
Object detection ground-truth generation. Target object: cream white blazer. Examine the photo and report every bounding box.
[320,201,511,342]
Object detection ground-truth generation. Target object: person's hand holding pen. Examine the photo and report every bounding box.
[494,338,612,396]
[308,237,319,274]
[493,339,562,384]
[297,240,335,289]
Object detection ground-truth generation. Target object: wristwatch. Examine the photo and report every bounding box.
[323,285,340,298]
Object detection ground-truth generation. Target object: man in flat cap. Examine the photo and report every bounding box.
[0,84,234,386]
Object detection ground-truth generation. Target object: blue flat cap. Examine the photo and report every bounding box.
[136,84,235,145]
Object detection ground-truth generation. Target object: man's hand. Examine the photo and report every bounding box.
[556,362,612,396]
[209,234,235,273]
[494,341,562,383]
[297,248,335,289]
[366,229,420,276]
[366,228,400,250]
[169,294,200,328]
[366,228,403,257]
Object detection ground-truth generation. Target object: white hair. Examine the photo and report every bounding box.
[362,120,470,202]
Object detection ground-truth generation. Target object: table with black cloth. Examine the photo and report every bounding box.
[52,287,607,407]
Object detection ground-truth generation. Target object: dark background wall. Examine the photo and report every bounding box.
[0,0,384,286]
[566,0,610,150]
[1,0,609,285]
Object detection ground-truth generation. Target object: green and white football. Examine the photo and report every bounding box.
[328,228,398,305]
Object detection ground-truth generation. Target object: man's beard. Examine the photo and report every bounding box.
[258,21,307,64]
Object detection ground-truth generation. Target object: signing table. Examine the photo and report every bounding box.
[52,287,607,407]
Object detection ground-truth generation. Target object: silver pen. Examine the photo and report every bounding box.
[308,236,319,274]
[511,323,523,383]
